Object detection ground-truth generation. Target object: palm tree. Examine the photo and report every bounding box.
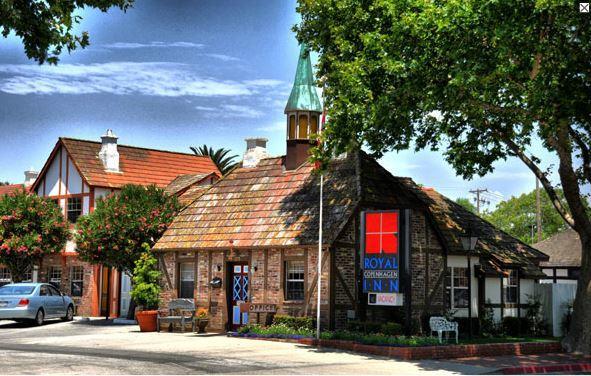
[190,145,238,175]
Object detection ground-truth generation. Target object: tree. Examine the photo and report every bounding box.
[0,182,10,186]
[455,198,477,214]
[296,0,591,353]
[1,0,133,65]
[484,189,569,244]
[75,184,181,274]
[190,145,238,175]
[0,189,69,282]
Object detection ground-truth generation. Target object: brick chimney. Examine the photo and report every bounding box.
[98,129,120,172]
[243,138,269,168]
[24,168,39,187]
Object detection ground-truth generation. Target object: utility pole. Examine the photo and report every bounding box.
[536,178,542,242]
[469,188,489,214]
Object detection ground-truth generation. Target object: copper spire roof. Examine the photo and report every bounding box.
[284,44,323,113]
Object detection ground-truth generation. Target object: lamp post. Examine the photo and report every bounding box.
[460,230,478,339]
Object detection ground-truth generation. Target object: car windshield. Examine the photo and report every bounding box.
[0,285,35,296]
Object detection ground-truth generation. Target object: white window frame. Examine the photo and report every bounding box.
[503,269,518,303]
[446,267,469,309]
[285,260,305,301]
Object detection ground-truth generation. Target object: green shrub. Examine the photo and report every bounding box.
[380,322,403,336]
[525,294,547,336]
[130,244,161,310]
[479,301,497,336]
[272,315,315,330]
[322,330,439,347]
[502,317,522,336]
[345,320,383,334]
[239,323,314,337]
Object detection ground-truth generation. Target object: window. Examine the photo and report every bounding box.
[285,260,305,301]
[48,285,61,296]
[310,115,318,136]
[364,212,399,254]
[179,262,195,299]
[39,285,49,296]
[298,114,308,139]
[503,269,518,303]
[48,266,62,290]
[289,115,296,139]
[0,268,11,287]
[446,267,469,308]
[22,267,32,282]
[67,197,83,223]
[70,266,84,297]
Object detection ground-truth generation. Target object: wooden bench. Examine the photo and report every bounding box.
[157,299,195,333]
[429,316,459,344]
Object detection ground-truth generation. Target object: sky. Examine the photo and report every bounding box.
[0,0,567,211]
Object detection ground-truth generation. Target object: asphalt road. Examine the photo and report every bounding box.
[0,319,495,374]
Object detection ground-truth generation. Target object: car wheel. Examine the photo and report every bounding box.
[62,305,74,322]
[34,309,44,326]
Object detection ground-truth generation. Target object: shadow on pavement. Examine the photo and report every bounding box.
[0,319,64,329]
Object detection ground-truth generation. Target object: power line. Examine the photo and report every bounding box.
[469,188,490,214]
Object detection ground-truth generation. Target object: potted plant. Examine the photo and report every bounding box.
[130,244,162,332]
[195,308,209,333]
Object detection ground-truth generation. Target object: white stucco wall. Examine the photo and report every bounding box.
[447,255,480,317]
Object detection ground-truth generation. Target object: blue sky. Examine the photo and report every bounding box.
[0,0,565,209]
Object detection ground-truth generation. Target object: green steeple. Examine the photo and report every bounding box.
[285,44,322,113]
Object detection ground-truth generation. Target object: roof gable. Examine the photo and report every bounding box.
[534,228,581,267]
[32,138,221,191]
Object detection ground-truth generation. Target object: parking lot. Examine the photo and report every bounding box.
[0,319,499,374]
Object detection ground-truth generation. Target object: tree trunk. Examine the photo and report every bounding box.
[563,232,591,353]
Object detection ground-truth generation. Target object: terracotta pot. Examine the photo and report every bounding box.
[136,310,158,332]
[197,319,209,333]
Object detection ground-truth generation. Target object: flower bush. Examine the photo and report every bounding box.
[236,323,315,339]
[320,331,440,347]
[0,189,69,281]
[197,308,209,319]
[75,184,181,273]
[130,244,161,310]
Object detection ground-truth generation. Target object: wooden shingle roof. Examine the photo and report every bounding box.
[534,229,581,267]
[155,149,547,274]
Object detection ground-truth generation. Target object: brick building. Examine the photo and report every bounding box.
[1,131,220,317]
[153,45,548,332]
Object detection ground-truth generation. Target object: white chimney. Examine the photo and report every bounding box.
[243,138,269,168]
[98,129,120,172]
[24,168,39,187]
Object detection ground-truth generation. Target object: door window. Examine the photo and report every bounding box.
[179,262,195,299]
[39,285,49,296]
[48,285,61,296]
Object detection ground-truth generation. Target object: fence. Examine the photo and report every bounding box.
[535,283,577,337]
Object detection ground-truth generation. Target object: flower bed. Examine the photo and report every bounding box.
[232,325,562,360]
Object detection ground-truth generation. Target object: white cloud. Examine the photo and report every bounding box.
[0,62,281,97]
[220,104,264,118]
[244,79,284,87]
[194,105,217,111]
[201,53,240,62]
[103,41,204,49]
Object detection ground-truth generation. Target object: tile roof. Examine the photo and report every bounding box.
[35,138,221,190]
[154,149,547,274]
[0,184,25,196]
[534,228,581,267]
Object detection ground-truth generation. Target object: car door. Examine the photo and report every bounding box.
[38,285,54,316]
[48,285,66,316]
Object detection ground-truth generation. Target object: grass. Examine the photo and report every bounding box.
[458,336,557,345]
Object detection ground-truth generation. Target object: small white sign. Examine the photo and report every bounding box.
[368,292,404,306]
[580,3,589,13]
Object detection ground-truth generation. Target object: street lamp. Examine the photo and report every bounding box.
[460,230,478,339]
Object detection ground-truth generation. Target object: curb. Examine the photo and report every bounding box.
[501,363,591,374]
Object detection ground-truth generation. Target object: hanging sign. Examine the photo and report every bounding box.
[362,211,400,295]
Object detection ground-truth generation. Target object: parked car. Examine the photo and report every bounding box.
[0,283,75,326]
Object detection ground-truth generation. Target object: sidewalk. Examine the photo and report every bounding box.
[445,352,591,374]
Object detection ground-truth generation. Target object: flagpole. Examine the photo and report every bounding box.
[316,107,326,340]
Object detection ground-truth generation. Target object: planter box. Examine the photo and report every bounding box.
[305,339,563,360]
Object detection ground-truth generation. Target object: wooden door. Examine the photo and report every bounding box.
[229,263,249,330]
